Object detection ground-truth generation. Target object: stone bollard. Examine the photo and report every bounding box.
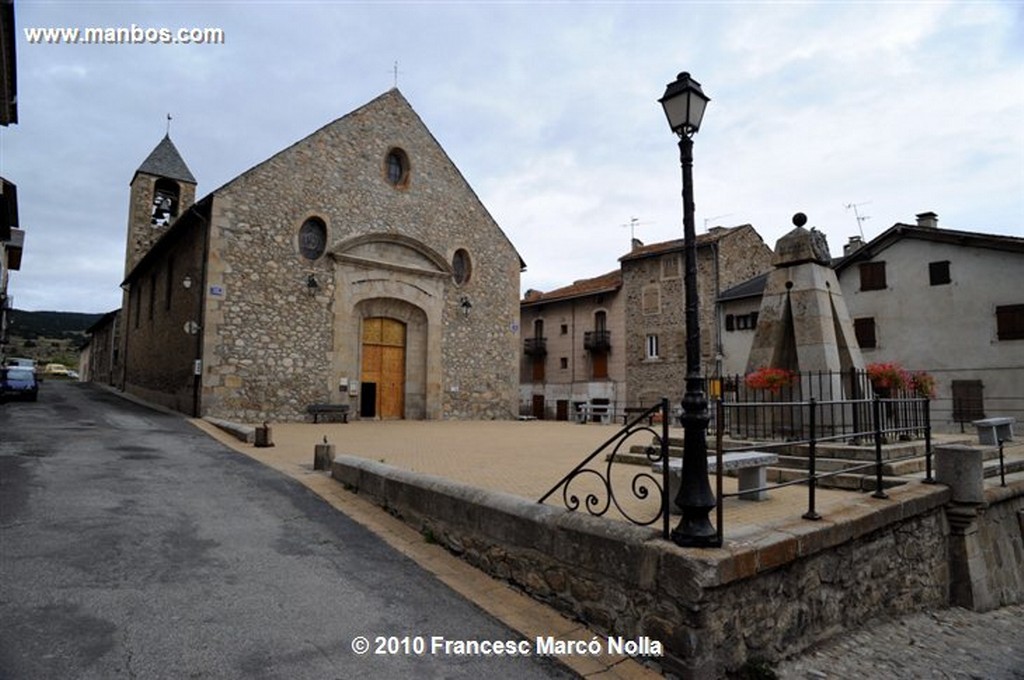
[934,444,983,504]
[314,437,335,471]
[254,422,274,448]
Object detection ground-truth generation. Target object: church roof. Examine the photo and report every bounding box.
[134,134,196,184]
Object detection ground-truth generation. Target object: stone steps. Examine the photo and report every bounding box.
[615,435,1017,491]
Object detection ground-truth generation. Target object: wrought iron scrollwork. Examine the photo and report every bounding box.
[539,399,671,538]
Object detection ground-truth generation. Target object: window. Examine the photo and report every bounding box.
[952,380,984,422]
[165,257,174,310]
[594,311,607,332]
[299,217,327,260]
[148,273,157,320]
[661,253,680,280]
[726,313,758,331]
[451,249,471,285]
[996,304,1024,340]
[854,317,876,349]
[533,319,544,338]
[929,261,951,286]
[560,324,568,335]
[384,147,410,187]
[642,284,661,315]
[645,334,660,360]
[559,357,568,370]
[859,261,887,291]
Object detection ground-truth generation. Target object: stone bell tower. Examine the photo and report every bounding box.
[124,134,196,275]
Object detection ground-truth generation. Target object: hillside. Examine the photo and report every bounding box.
[3,309,106,367]
[6,309,105,340]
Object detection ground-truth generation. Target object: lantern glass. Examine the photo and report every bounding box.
[659,72,709,135]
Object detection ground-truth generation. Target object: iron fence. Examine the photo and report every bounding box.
[717,369,929,442]
[711,393,933,544]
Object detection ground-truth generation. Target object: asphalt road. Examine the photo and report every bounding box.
[0,381,573,679]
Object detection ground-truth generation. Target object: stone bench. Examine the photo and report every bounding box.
[576,404,611,425]
[653,451,779,505]
[972,417,1015,446]
[621,407,655,425]
[306,403,350,424]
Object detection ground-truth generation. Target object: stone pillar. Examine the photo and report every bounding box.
[936,444,995,610]
[314,441,336,471]
[935,445,983,504]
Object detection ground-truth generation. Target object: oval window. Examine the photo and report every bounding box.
[299,217,327,260]
[452,249,471,285]
[384,148,410,187]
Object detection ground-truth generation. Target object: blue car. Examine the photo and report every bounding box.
[1,367,39,402]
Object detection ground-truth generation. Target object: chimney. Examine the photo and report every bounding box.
[631,237,644,252]
[916,211,939,229]
[844,235,864,256]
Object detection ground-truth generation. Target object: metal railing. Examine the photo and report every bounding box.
[540,383,934,546]
[719,369,929,442]
[538,399,673,539]
[710,394,933,544]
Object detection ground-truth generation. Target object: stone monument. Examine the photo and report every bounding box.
[745,214,864,405]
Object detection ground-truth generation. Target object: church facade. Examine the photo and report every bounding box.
[116,90,523,422]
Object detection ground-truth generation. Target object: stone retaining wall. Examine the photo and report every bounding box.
[331,455,958,677]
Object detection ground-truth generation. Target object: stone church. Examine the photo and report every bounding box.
[115,89,523,422]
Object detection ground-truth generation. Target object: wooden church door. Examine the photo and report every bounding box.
[361,317,406,419]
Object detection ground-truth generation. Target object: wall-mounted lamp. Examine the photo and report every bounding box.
[306,273,319,296]
[182,275,193,289]
[459,295,472,318]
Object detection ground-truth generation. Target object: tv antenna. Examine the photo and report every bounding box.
[703,213,733,231]
[845,201,871,239]
[620,217,652,242]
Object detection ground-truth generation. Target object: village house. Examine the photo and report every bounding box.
[99,89,524,422]
[618,225,774,408]
[519,270,625,421]
[835,212,1024,430]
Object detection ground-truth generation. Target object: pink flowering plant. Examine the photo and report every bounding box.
[866,362,910,393]
[745,367,795,393]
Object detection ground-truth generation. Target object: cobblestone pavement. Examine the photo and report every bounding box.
[775,604,1024,679]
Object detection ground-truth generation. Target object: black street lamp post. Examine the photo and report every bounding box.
[659,72,719,547]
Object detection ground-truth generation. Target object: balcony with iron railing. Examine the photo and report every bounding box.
[523,337,547,356]
[583,330,611,352]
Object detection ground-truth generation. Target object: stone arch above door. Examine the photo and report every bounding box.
[331,233,451,278]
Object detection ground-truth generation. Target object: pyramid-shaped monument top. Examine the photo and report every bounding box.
[134,134,196,185]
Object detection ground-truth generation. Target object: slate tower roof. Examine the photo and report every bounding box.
[133,134,196,184]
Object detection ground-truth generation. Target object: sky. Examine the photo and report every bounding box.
[2,0,1022,314]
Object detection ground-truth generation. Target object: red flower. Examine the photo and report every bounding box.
[745,367,794,393]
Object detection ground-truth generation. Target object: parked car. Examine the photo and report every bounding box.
[1,367,39,402]
[44,363,69,376]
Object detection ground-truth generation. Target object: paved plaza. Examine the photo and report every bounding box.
[192,416,1023,678]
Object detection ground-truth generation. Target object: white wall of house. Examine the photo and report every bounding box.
[837,235,1024,431]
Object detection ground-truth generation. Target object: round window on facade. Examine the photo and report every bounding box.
[452,248,471,286]
[384,148,410,188]
[298,216,327,260]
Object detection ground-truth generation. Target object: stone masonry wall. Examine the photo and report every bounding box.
[622,226,773,408]
[332,455,954,678]
[200,90,520,422]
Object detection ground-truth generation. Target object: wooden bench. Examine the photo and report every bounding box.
[653,451,779,506]
[306,404,350,424]
[972,417,1015,446]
